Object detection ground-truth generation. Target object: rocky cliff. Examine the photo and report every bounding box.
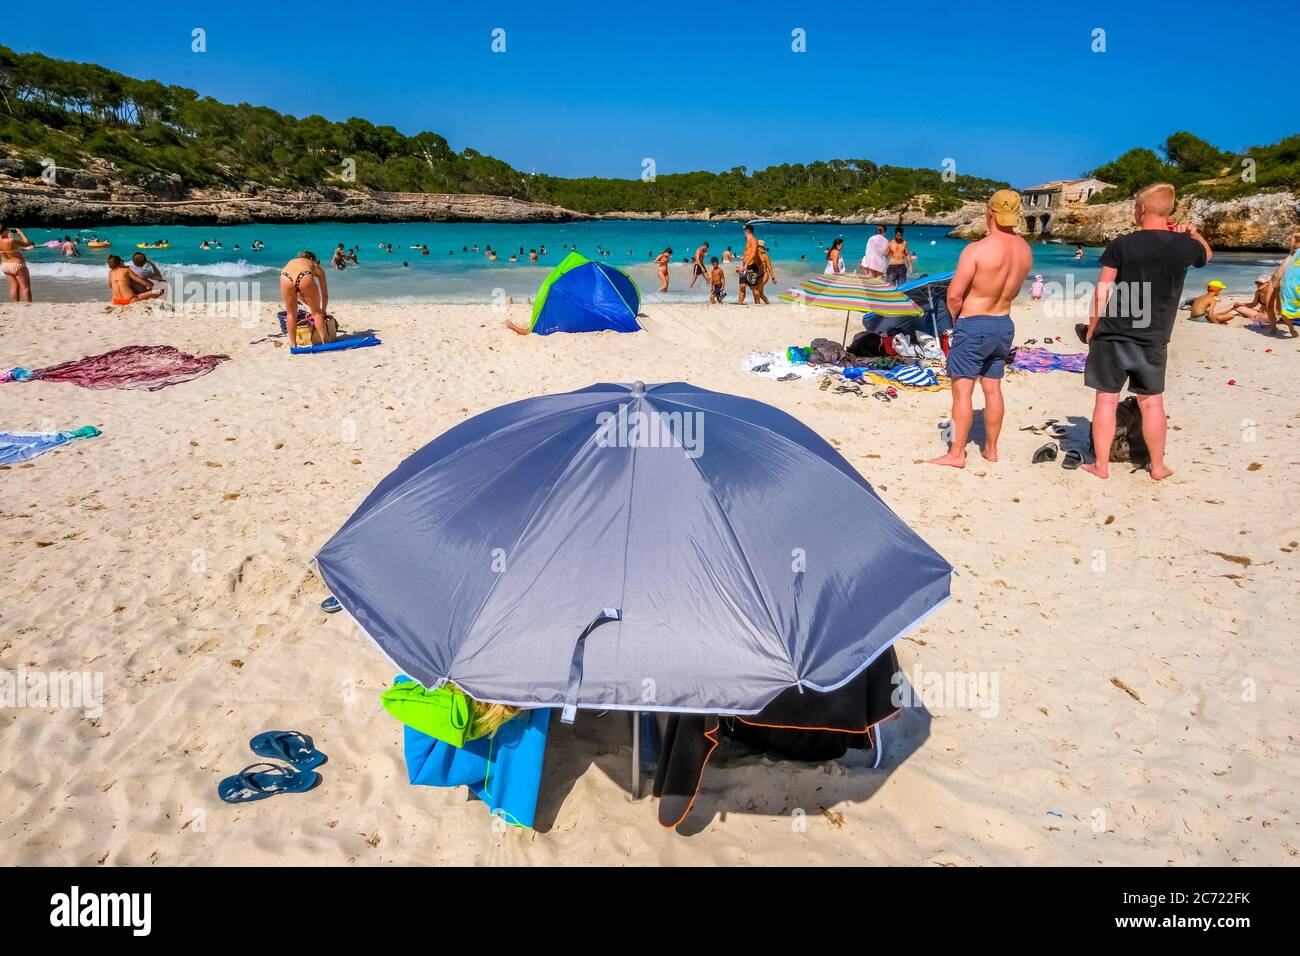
[0,171,590,227]
[948,191,1299,250]
[598,198,986,227]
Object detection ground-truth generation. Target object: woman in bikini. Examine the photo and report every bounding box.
[655,247,673,292]
[824,238,846,275]
[279,251,333,346]
[0,225,35,302]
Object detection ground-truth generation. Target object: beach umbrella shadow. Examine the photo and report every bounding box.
[532,682,933,835]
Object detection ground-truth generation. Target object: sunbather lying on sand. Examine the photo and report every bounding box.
[107,255,164,306]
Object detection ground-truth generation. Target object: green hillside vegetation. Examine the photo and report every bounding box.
[0,45,1005,216]
[1087,131,1300,203]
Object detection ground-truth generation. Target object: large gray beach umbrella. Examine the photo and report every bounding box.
[317,382,952,719]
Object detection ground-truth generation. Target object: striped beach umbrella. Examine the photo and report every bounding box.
[780,273,922,344]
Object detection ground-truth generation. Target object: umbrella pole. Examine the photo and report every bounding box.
[631,710,641,800]
[842,310,851,348]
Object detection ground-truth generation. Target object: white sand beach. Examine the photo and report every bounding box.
[1,298,1297,866]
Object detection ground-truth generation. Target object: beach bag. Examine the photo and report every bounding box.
[382,679,475,748]
[1109,396,1150,464]
[809,337,847,366]
[743,268,759,286]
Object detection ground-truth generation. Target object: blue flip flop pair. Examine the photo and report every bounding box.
[217,731,328,804]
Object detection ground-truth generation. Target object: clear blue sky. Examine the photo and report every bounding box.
[7,1,1295,187]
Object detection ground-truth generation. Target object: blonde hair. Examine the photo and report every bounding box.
[1135,182,1176,217]
[472,702,522,737]
[450,683,521,738]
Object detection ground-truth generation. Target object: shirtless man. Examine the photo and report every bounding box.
[885,227,910,286]
[279,251,333,346]
[107,255,165,306]
[1228,276,1274,327]
[736,224,761,305]
[930,190,1033,468]
[0,225,35,302]
[690,242,710,289]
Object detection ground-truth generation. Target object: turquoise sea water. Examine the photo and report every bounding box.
[19,220,1283,305]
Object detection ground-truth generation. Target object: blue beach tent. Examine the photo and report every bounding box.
[528,251,641,334]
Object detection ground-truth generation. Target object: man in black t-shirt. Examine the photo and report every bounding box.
[1081,183,1211,481]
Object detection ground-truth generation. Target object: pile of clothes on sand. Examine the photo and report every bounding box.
[743,330,947,394]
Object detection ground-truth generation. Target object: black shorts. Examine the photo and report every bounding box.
[1084,338,1168,395]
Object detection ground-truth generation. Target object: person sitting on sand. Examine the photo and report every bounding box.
[655,247,672,292]
[1188,280,1234,323]
[279,251,334,346]
[129,251,165,285]
[1226,275,1274,326]
[0,224,35,302]
[930,190,1033,469]
[1081,183,1211,482]
[107,255,164,306]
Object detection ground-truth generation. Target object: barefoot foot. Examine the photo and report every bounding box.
[1080,463,1109,479]
[980,445,998,462]
[929,452,967,468]
[1149,463,1174,481]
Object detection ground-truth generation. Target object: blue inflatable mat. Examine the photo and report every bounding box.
[290,335,381,356]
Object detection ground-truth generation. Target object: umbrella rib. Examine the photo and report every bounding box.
[649,396,792,672]
[448,400,629,678]
[646,394,882,502]
[334,395,614,539]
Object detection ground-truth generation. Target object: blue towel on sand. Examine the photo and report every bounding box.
[395,675,549,828]
[0,426,100,465]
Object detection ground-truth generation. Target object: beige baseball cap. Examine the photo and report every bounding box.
[989,189,1022,227]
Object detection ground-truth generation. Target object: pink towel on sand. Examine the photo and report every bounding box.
[34,345,230,391]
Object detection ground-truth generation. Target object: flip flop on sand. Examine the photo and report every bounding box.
[1061,449,1084,470]
[249,731,328,770]
[873,391,892,402]
[217,762,321,804]
[320,596,341,613]
[1032,442,1059,464]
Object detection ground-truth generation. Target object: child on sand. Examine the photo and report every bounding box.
[709,257,726,304]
